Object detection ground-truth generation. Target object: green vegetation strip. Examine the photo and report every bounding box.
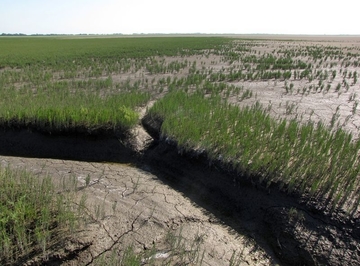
[0,166,78,264]
[0,37,228,68]
[0,86,149,133]
[148,91,360,213]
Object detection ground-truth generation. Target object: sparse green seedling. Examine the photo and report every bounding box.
[85,174,91,187]
[112,201,118,215]
[352,101,358,115]
[335,83,341,92]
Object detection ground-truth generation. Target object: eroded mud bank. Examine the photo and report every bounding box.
[0,129,136,163]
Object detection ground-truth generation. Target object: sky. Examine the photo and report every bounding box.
[1,0,359,35]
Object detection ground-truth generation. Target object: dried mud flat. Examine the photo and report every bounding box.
[0,144,275,265]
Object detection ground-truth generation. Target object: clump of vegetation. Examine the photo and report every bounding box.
[0,166,80,265]
[0,86,149,134]
[148,91,360,214]
[93,228,205,266]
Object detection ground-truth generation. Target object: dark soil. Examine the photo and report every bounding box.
[0,128,137,163]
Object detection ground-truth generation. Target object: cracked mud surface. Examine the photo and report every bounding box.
[0,154,276,265]
[2,129,358,265]
[142,140,360,266]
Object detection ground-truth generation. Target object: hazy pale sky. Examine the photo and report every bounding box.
[1,0,359,35]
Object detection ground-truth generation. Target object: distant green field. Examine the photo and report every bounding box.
[0,36,228,68]
[0,36,228,132]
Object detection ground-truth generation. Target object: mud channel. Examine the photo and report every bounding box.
[0,117,359,266]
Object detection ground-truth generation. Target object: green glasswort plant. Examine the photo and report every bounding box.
[148,91,360,214]
[0,166,80,265]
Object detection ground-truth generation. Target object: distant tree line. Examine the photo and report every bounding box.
[1,33,27,36]
[1,33,70,36]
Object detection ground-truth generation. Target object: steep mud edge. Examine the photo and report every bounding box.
[0,128,136,163]
[142,114,360,265]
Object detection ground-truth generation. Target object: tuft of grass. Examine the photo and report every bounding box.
[0,165,80,265]
[0,87,149,134]
[93,228,205,265]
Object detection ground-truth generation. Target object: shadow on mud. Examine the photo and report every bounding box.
[0,129,137,163]
[140,140,360,266]
[0,128,359,266]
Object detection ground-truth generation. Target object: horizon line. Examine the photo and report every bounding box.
[2,32,360,37]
